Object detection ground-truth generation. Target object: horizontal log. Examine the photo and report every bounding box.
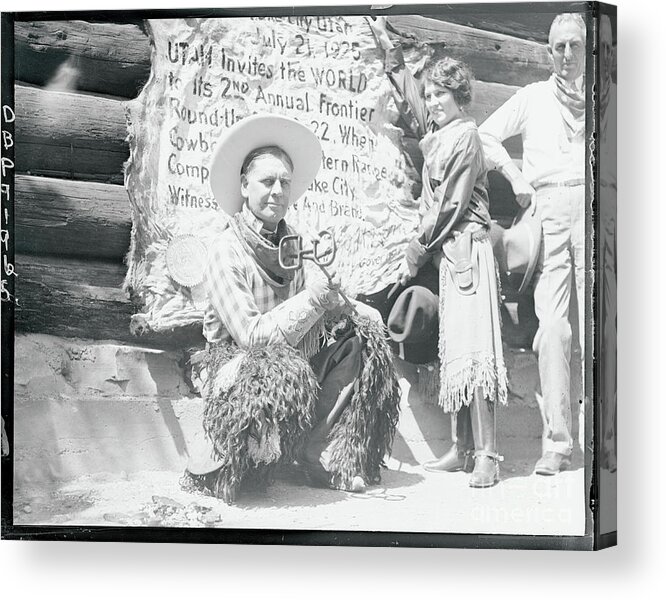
[15,21,151,99]
[15,175,131,259]
[14,254,204,349]
[15,85,126,151]
[469,81,522,139]
[389,15,552,88]
[428,12,558,44]
[15,84,128,183]
[15,254,131,340]
[15,141,126,185]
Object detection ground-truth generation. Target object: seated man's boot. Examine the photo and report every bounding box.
[180,468,220,496]
[424,407,474,473]
[469,388,502,488]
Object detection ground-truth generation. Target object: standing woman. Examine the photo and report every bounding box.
[369,17,507,487]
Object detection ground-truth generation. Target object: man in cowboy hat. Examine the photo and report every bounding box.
[184,113,399,500]
[479,13,587,475]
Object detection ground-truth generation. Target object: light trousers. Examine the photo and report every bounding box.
[531,185,585,456]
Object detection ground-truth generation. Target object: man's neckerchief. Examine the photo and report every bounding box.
[230,210,296,297]
[552,74,586,140]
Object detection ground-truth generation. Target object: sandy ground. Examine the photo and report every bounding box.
[11,338,589,538]
[13,436,586,537]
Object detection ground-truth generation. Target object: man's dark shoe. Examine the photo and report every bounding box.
[534,451,571,476]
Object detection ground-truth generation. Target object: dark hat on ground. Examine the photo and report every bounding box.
[387,285,439,364]
[490,206,542,295]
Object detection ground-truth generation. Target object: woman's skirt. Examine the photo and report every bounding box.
[438,232,507,413]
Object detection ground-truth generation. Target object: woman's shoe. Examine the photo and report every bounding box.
[468,390,501,488]
[424,444,474,472]
[469,451,502,488]
[424,407,474,472]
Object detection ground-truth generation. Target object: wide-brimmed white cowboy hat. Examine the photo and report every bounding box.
[490,206,542,295]
[209,113,322,216]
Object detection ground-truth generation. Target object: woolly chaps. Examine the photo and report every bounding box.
[202,313,401,504]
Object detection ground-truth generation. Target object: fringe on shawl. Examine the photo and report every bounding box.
[325,314,401,488]
[437,244,508,414]
[438,354,508,413]
[202,343,319,504]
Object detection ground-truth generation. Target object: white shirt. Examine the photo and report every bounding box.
[479,75,585,187]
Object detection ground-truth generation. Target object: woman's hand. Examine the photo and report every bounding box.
[366,15,393,50]
[405,238,427,271]
[394,239,426,286]
[395,259,415,286]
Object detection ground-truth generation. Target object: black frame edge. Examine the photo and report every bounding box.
[596,531,617,550]
[0,10,17,542]
[2,525,595,550]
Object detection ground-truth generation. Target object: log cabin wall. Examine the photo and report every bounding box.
[13,13,556,346]
[14,20,150,343]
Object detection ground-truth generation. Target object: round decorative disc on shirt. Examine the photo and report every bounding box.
[165,235,208,288]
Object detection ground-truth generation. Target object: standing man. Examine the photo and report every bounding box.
[479,13,587,475]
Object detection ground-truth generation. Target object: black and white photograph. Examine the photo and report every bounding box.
[2,1,616,549]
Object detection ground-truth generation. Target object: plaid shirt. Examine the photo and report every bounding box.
[203,205,323,348]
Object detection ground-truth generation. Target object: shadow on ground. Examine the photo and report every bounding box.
[234,463,426,509]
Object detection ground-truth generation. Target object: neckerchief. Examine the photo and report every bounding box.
[230,211,297,294]
[552,74,586,140]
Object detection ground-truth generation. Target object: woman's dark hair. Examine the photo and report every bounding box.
[240,145,294,177]
[425,57,474,108]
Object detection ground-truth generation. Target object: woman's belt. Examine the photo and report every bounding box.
[447,222,489,242]
[534,178,586,191]
[439,227,489,296]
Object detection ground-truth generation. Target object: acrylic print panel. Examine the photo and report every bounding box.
[7,4,592,542]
